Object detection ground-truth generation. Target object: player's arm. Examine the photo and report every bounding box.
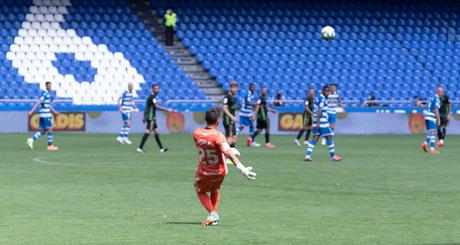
[316,106,322,129]
[142,100,148,123]
[49,105,59,115]
[28,99,41,116]
[156,104,173,112]
[117,96,123,112]
[222,104,237,122]
[220,140,256,180]
[268,106,277,114]
[447,101,452,120]
[305,102,313,116]
[435,108,441,126]
[252,104,260,121]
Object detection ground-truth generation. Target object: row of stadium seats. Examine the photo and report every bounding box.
[154,0,460,103]
[0,0,208,107]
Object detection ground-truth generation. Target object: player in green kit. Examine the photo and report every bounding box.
[295,87,315,146]
[437,85,451,147]
[137,84,173,153]
[222,81,239,147]
[252,87,276,148]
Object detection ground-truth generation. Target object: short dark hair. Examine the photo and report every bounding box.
[152,83,159,88]
[45,81,51,86]
[322,85,329,90]
[205,107,220,124]
[330,83,337,87]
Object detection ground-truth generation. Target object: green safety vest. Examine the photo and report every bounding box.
[165,13,177,27]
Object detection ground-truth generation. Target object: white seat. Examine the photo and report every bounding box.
[35,52,46,60]
[56,29,66,37]
[43,36,53,44]
[58,44,68,51]
[72,37,82,45]
[47,29,57,36]
[57,6,67,14]
[50,22,60,29]
[26,52,36,60]
[48,6,58,14]
[33,37,44,45]
[39,6,48,14]
[5,52,16,60]
[31,21,40,29]
[21,22,32,29]
[45,14,54,22]
[62,36,72,45]
[35,14,45,22]
[66,29,76,37]
[14,36,24,45]
[27,29,38,37]
[97,44,108,52]
[25,14,35,22]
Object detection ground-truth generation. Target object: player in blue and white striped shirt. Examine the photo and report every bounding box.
[238,83,260,147]
[304,86,342,161]
[117,83,137,145]
[323,83,342,145]
[422,86,443,154]
[27,82,59,151]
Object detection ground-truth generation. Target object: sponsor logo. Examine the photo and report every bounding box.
[28,112,85,131]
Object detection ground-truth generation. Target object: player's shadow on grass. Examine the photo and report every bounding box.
[165,221,201,225]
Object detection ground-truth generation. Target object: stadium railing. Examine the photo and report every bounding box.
[0,98,459,113]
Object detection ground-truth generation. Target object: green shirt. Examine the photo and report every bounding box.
[165,13,177,27]
[439,95,450,118]
[257,95,268,121]
[222,93,236,125]
[144,94,158,121]
[303,95,315,118]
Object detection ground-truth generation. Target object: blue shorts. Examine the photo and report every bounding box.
[328,114,337,124]
[39,117,53,129]
[313,127,333,137]
[425,120,437,133]
[239,116,253,127]
[122,112,131,121]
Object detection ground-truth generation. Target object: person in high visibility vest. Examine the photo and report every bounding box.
[164,8,177,46]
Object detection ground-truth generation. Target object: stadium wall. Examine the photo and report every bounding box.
[1,111,460,135]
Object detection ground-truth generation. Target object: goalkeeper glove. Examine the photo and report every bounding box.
[236,163,257,180]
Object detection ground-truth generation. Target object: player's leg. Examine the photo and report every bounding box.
[296,115,308,145]
[195,177,220,226]
[325,134,342,161]
[295,127,306,146]
[304,119,313,145]
[228,124,237,148]
[237,116,245,135]
[422,120,439,154]
[304,134,320,161]
[124,117,132,144]
[153,126,168,152]
[29,117,47,147]
[437,117,447,147]
[46,119,59,151]
[117,113,127,144]
[137,121,152,153]
[251,120,262,146]
[265,120,275,148]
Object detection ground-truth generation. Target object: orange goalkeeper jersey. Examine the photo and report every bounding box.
[193,127,230,177]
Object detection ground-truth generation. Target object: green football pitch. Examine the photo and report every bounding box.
[1,133,459,244]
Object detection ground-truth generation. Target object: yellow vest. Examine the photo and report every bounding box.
[165,13,177,27]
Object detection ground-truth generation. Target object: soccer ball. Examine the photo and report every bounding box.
[321,26,336,41]
[226,148,240,165]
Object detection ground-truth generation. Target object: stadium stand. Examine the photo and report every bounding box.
[1,0,208,109]
[154,0,460,107]
[1,0,459,110]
